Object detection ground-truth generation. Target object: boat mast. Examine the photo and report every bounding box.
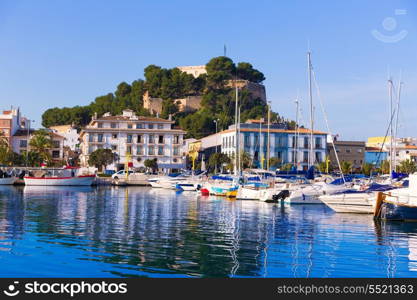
[234,83,239,176]
[238,105,241,173]
[388,78,393,178]
[394,77,402,172]
[259,118,262,169]
[294,97,300,169]
[307,51,314,168]
[267,101,271,171]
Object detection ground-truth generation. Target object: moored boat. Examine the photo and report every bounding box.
[0,177,17,185]
[375,173,417,221]
[24,175,96,186]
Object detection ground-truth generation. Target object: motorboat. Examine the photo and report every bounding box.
[321,183,397,214]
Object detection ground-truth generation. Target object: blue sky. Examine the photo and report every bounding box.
[0,0,416,140]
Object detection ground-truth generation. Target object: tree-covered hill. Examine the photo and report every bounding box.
[42,56,295,138]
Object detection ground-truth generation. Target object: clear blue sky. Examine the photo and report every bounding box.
[0,0,416,141]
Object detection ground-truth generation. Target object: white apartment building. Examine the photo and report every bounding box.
[50,124,80,151]
[220,120,327,170]
[79,109,186,172]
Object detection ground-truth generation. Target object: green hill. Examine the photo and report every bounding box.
[42,56,295,138]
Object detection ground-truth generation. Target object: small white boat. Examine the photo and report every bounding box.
[0,177,17,185]
[320,183,396,213]
[24,175,96,186]
[320,192,376,213]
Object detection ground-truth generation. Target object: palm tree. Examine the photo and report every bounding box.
[398,159,417,174]
[361,162,373,176]
[29,129,53,164]
[340,161,352,174]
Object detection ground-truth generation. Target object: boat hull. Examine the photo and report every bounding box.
[320,193,375,214]
[380,201,417,221]
[0,177,16,185]
[24,175,96,186]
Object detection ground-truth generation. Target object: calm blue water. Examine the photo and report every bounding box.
[0,185,417,278]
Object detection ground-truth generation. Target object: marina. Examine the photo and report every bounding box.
[0,185,417,277]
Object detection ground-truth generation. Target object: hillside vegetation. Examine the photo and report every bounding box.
[42,56,295,138]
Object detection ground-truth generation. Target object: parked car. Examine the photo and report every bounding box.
[112,170,134,180]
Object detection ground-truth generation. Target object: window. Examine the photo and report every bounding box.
[304,137,309,148]
[111,145,117,151]
[128,124,133,129]
[315,137,321,149]
[303,151,309,163]
[127,134,133,143]
[174,135,180,144]
[292,136,297,148]
[254,134,259,147]
[148,124,154,129]
[315,152,322,163]
[275,136,282,148]
[52,151,60,158]
[89,134,94,142]
[98,123,103,128]
[346,149,351,153]
[357,149,362,153]
[111,123,117,129]
[148,146,154,155]
[98,134,103,143]
[112,133,118,139]
[126,146,132,154]
[244,134,251,147]
[137,135,142,143]
[88,146,94,154]
[157,124,164,129]
[136,123,143,129]
[20,140,27,148]
[276,151,282,160]
[173,146,179,156]
[158,146,164,155]
[149,135,154,144]
[53,140,60,148]
[158,135,164,144]
[137,145,143,155]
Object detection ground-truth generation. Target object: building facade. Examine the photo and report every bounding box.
[0,108,29,146]
[219,120,327,170]
[12,129,65,161]
[327,141,365,171]
[49,124,80,151]
[79,110,186,172]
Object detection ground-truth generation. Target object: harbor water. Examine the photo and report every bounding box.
[0,185,417,278]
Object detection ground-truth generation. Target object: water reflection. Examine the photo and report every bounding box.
[0,186,416,277]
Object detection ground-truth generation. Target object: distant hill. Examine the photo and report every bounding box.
[42,56,295,138]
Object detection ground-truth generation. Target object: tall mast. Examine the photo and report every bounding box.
[294,98,299,168]
[259,118,262,169]
[267,101,271,170]
[238,105,241,173]
[388,78,393,178]
[307,51,314,168]
[394,78,402,172]
[234,83,239,176]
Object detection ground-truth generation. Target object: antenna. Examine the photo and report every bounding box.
[224,44,227,57]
